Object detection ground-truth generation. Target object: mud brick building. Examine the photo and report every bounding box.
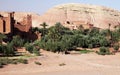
[0,12,32,38]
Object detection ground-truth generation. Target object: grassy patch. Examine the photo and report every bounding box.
[17,58,28,64]
[0,57,28,68]
[7,54,37,60]
[79,49,93,54]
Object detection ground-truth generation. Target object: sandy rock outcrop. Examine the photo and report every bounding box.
[39,3,120,29]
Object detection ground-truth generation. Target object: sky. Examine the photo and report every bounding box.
[0,0,120,14]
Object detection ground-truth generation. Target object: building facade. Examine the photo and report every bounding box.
[0,12,32,36]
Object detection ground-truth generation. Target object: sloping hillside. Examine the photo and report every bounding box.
[0,3,120,29]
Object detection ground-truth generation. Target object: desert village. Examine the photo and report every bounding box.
[0,12,94,34]
[0,3,120,75]
[0,11,96,42]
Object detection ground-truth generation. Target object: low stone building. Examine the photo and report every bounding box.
[64,20,94,30]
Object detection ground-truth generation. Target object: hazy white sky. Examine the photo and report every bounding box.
[0,0,119,14]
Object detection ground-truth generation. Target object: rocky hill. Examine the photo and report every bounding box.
[0,3,120,29]
[39,3,120,29]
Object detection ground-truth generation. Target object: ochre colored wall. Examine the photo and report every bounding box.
[0,18,3,33]
[14,15,32,32]
[0,12,32,34]
[0,13,12,34]
[3,16,11,34]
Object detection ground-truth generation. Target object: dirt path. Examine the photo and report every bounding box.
[0,50,120,75]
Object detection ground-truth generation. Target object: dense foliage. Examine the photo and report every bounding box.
[25,43,40,56]
[0,22,120,56]
[35,22,120,54]
[0,35,27,56]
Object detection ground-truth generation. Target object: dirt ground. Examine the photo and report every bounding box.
[0,50,120,75]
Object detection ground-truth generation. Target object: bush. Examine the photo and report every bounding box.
[0,58,9,65]
[17,59,28,64]
[0,45,3,53]
[33,47,40,56]
[99,38,109,47]
[25,43,34,53]
[113,44,119,52]
[59,63,66,66]
[25,43,40,55]
[88,44,93,49]
[10,60,18,64]
[98,47,111,55]
[0,58,28,68]
[35,61,42,65]
[0,43,15,56]
[6,42,15,56]
[0,63,3,68]
[11,36,24,47]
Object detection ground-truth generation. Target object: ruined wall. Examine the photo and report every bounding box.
[0,18,3,33]
[0,12,32,35]
[3,17,11,34]
[0,12,14,34]
[14,15,32,32]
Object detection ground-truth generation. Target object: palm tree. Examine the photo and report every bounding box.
[40,22,48,29]
[40,22,48,36]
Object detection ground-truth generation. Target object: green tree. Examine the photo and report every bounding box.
[48,27,60,41]
[99,38,109,47]
[32,27,42,33]
[0,33,6,44]
[113,44,119,52]
[33,47,40,56]
[89,28,100,37]
[25,43,33,53]
[1,43,15,56]
[98,47,110,55]
[47,23,64,41]
[111,31,120,44]
[11,36,24,47]
[40,22,48,36]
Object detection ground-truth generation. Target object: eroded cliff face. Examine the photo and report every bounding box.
[0,3,120,29]
[39,3,120,29]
